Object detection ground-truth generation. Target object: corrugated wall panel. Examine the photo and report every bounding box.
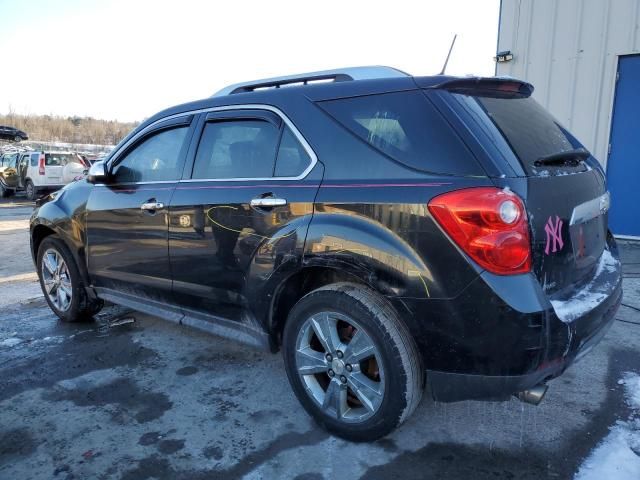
[497,0,640,168]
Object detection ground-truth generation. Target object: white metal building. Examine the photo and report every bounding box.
[496,0,640,237]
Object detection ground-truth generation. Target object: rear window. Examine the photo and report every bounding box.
[318,91,484,176]
[44,153,83,167]
[31,153,39,166]
[453,94,586,175]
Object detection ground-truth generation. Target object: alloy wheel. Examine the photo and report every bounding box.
[294,311,385,423]
[41,248,73,311]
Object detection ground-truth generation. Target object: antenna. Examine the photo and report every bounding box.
[439,34,457,75]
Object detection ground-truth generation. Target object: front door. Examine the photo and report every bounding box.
[86,116,193,308]
[18,153,30,188]
[607,54,640,237]
[169,109,321,329]
[1,153,19,189]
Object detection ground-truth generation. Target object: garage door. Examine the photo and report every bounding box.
[607,54,640,238]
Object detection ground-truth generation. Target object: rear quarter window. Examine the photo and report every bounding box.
[318,90,484,176]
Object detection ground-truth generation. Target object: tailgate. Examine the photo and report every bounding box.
[527,170,609,295]
[441,85,618,299]
[45,153,83,185]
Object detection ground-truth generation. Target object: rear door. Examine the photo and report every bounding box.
[169,108,321,328]
[434,89,609,295]
[86,115,194,307]
[43,152,67,185]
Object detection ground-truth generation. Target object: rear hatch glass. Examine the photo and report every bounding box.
[474,96,589,177]
[45,153,86,184]
[448,92,609,296]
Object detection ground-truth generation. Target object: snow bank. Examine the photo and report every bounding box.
[551,249,620,323]
[574,372,640,480]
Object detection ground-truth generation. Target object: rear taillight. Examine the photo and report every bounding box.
[38,155,45,175]
[428,187,531,275]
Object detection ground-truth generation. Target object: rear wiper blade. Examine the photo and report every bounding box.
[534,147,590,167]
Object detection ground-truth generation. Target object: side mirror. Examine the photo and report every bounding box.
[87,160,108,184]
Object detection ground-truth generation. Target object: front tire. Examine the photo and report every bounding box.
[282,283,424,441]
[37,235,103,322]
[25,180,37,201]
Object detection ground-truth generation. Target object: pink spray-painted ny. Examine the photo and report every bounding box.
[544,215,564,255]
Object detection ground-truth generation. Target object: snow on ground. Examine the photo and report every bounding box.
[574,372,640,479]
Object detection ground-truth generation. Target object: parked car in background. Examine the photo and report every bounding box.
[30,67,622,441]
[0,150,88,200]
[0,125,28,142]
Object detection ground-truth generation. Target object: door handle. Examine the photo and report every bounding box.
[250,197,287,208]
[141,201,164,211]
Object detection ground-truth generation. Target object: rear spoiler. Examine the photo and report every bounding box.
[421,76,534,98]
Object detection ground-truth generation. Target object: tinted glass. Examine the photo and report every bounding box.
[112,126,188,183]
[31,153,39,166]
[44,153,82,166]
[192,120,279,179]
[464,95,584,175]
[274,126,311,177]
[319,91,483,176]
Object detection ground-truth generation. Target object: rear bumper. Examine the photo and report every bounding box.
[396,240,623,403]
[426,277,621,401]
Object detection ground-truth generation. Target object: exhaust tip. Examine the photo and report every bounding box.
[517,384,548,405]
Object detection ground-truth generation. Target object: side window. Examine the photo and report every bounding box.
[192,119,279,179]
[112,126,188,183]
[31,153,39,167]
[318,90,484,176]
[274,126,311,177]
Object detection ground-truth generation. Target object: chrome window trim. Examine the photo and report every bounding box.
[106,104,318,183]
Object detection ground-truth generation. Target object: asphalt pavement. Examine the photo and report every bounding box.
[0,195,639,480]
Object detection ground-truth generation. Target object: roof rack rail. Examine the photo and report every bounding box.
[212,66,410,97]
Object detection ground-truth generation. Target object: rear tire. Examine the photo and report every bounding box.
[14,135,21,142]
[282,282,424,441]
[37,235,103,322]
[25,180,37,201]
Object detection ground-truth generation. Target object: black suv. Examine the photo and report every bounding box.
[30,66,622,441]
[0,125,28,142]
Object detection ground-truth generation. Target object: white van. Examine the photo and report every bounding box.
[0,151,89,200]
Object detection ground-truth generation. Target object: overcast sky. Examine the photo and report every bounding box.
[0,0,499,122]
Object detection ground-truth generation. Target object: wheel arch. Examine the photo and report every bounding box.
[268,265,413,349]
[31,219,92,287]
[31,223,57,261]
